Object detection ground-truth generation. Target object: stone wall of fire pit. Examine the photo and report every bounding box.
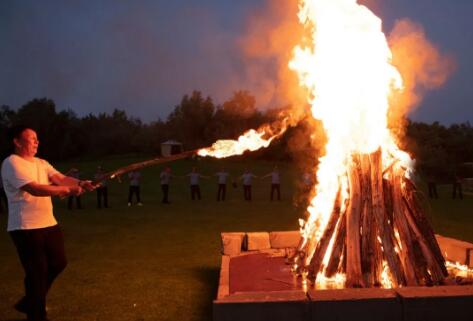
[214,231,473,321]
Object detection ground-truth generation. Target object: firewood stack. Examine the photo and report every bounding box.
[295,149,448,288]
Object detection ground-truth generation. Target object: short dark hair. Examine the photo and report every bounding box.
[7,125,33,148]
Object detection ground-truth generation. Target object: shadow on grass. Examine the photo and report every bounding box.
[191,266,220,320]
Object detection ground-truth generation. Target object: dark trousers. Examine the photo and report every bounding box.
[67,195,82,210]
[161,184,169,203]
[97,187,108,208]
[191,185,201,200]
[128,186,141,204]
[243,185,252,201]
[452,183,463,199]
[0,187,7,213]
[271,184,281,201]
[10,225,67,321]
[428,182,438,199]
[217,184,226,201]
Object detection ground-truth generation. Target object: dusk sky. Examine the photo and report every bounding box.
[1,0,472,124]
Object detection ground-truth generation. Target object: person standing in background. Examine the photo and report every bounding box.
[160,167,172,204]
[186,167,209,200]
[127,170,143,206]
[261,165,281,201]
[215,167,230,201]
[94,166,109,208]
[241,169,257,201]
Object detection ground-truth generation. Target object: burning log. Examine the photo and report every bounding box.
[369,149,406,287]
[390,168,418,286]
[402,182,448,278]
[303,149,448,288]
[325,211,346,277]
[346,155,364,288]
[360,155,383,287]
[307,188,342,282]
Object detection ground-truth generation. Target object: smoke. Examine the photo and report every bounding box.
[238,0,309,118]
[388,19,456,133]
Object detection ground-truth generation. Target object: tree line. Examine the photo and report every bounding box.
[0,91,275,161]
[1,91,472,181]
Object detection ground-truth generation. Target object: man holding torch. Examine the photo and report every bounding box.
[1,126,95,321]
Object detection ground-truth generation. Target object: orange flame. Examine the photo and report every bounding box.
[445,261,473,279]
[289,0,416,288]
[198,112,295,158]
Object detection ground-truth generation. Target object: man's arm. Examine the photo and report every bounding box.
[21,182,79,198]
[50,173,95,191]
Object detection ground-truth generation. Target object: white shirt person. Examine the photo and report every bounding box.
[240,169,257,201]
[185,167,209,200]
[1,126,94,320]
[215,168,230,201]
[261,165,281,201]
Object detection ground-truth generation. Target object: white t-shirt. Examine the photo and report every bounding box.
[160,171,171,185]
[271,172,280,184]
[189,173,200,186]
[128,171,141,186]
[242,173,254,186]
[216,172,229,184]
[1,154,59,231]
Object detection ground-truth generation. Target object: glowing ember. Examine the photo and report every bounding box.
[380,260,394,289]
[446,261,473,279]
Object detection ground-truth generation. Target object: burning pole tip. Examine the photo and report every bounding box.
[198,114,295,159]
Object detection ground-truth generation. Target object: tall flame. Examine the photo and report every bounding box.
[290,0,413,287]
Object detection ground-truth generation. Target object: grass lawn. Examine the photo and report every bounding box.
[0,155,472,321]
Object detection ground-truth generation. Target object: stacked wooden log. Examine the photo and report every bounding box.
[295,149,448,288]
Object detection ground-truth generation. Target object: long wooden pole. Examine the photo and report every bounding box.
[92,150,198,185]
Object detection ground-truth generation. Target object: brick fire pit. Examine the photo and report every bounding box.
[213,231,473,321]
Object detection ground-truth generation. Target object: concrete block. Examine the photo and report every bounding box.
[258,248,286,257]
[217,256,230,300]
[396,285,473,321]
[308,288,401,321]
[214,290,309,321]
[246,232,271,251]
[436,235,473,267]
[269,231,301,249]
[221,233,245,256]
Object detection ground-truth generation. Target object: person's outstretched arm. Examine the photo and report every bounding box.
[50,173,95,191]
[21,182,81,198]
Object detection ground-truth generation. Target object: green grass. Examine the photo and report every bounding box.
[0,156,472,321]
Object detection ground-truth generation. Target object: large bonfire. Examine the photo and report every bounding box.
[197,0,471,289]
[286,0,449,288]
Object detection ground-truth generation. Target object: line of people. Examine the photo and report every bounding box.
[64,165,289,209]
[159,165,283,204]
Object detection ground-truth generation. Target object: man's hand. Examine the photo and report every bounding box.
[79,180,95,192]
[68,185,84,196]
[57,186,83,198]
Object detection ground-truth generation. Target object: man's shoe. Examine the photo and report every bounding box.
[127,202,132,207]
[137,202,143,206]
